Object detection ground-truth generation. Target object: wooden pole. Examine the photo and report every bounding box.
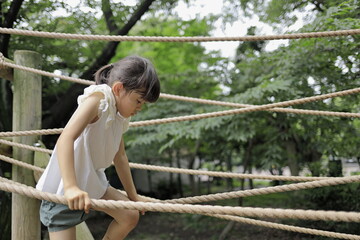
[12,50,42,240]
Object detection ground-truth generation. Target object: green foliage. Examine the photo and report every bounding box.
[301,183,360,236]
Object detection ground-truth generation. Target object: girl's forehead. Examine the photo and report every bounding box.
[130,90,144,99]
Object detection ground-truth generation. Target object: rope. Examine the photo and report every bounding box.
[2,155,359,239]
[1,61,94,85]
[2,153,360,204]
[164,175,360,204]
[0,128,62,137]
[118,189,360,239]
[129,162,329,182]
[0,154,44,173]
[1,177,359,222]
[161,93,360,118]
[0,27,359,42]
[131,86,360,126]
[1,79,355,135]
[0,148,329,182]
[1,59,360,125]
[1,59,359,120]
[209,214,360,240]
[6,175,359,239]
[0,139,52,154]
[4,176,360,239]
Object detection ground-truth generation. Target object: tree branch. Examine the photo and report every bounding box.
[43,0,156,132]
[0,0,24,57]
[102,0,118,33]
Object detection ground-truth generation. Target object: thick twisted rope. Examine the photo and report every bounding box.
[0,55,359,121]
[1,135,331,181]
[0,128,63,137]
[2,154,359,239]
[118,189,360,239]
[0,83,359,137]
[0,154,44,173]
[1,60,94,85]
[1,177,360,222]
[209,214,360,240]
[130,86,360,126]
[0,27,359,42]
[0,139,52,154]
[161,93,360,118]
[164,175,360,204]
[2,153,359,203]
[129,162,329,181]
[0,147,328,182]
[5,177,359,239]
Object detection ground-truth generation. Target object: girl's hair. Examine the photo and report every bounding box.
[94,55,160,103]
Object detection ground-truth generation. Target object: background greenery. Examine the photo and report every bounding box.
[0,0,359,239]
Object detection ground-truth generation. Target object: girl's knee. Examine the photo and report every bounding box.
[113,209,139,229]
[125,210,139,229]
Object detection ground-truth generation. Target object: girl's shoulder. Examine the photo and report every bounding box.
[77,84,117,128]
[78,84,111,99]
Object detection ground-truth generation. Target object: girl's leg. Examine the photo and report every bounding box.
[49,227,76,240]
[96,186,139,240]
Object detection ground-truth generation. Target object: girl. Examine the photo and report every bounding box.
[36,55,160,240]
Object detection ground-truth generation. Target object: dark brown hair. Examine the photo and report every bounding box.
[94,55,160,103]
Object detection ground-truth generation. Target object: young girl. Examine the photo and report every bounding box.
[36,55,160,240]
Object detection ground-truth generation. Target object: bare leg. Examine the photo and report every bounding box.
[95,186,139,240]
[49,227,76,240]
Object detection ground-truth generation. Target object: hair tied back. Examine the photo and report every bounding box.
[94,63,114,85]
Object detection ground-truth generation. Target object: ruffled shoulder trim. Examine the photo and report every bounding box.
[77,84,116,128]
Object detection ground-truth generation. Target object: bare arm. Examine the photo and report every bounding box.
[113,137,138,201]
[56,92,104,213]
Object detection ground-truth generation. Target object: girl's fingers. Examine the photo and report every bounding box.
[77,197,84,210]
[68,199,74,210]
[84,197,91,214]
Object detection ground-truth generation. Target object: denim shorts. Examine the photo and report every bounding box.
[40,200,91,232]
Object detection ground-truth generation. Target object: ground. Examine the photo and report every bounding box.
[86,211,306,240]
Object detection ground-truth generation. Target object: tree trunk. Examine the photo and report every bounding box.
[146,158,153,193]
[0,0,25,57]
[285,140,300,176]
[188,140,200,196]
[175,150,183,197]
[225,152,233,190]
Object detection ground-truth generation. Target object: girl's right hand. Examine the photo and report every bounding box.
[64,186,91,214]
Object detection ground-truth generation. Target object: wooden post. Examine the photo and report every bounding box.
[12,50,42,240]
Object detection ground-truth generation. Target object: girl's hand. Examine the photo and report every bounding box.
[64,186,91,214]
[133,195,150,216]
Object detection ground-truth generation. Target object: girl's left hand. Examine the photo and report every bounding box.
[134,195,151,215]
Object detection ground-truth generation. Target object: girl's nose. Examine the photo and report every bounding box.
[136,103,143,111]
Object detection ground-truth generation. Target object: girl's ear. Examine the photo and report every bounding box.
[112,82,124,96]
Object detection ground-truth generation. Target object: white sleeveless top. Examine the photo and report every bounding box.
[36,84,130,199]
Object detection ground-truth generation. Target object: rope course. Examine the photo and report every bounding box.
[0,139,333,181]
[2,150,360,204]
[1,175,360,220]
[0,155,360,239]
[0,26,360,239]
[1,55,360,122]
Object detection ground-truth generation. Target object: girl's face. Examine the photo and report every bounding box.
[112,82,146,118]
